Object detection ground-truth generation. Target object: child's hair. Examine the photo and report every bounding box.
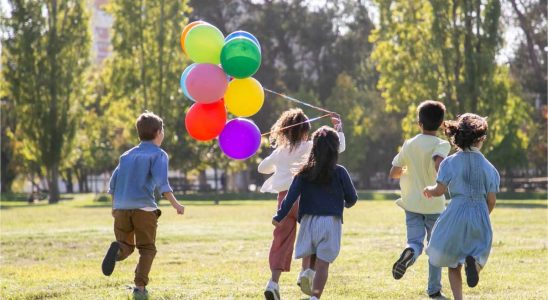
[136,111,163,141]
[298,126,340,184]
[270,108,311,151]
[444,113,488,150]
[417,100,446,131]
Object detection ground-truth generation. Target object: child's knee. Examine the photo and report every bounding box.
[117,246,135,261]
[137,244,157,256]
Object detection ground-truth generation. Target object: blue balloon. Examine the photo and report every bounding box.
[224,31,261,53]
[180,64,197,101]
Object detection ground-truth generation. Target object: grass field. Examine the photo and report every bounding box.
[1,195,547,299]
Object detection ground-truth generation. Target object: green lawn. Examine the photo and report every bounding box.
[1,195,547,299]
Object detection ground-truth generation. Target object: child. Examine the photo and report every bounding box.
[389,100,450,298]
[424,113,499,300]
[259,109,345,300]
[272,126,358,300]
[102,111,185,299]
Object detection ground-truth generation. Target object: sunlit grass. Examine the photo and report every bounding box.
[1,195,547,299]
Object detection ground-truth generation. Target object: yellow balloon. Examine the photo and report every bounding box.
[224,78,264,117]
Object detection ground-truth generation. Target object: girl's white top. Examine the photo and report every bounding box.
[258,132,346,193]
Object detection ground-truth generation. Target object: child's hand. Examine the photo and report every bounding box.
[172,202,185,215]
[272,219,280,226]
[423,187,434,198]
[330,113,343,132]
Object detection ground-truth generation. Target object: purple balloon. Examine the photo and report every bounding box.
[218,118,261,160]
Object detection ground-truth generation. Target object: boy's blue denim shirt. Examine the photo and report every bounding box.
[108,141,173,210]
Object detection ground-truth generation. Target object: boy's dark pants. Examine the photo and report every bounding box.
[113,209,160,287]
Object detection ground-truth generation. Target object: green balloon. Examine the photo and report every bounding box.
[220,37,261,79]
[185,24,224,64]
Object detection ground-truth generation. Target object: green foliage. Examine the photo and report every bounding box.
[370,0,533,171]
[88,0,197,174]
[2,1,91,201]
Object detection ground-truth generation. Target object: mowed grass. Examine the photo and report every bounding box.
[0,195,547,299]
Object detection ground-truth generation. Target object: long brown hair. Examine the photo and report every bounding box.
[298,126,340,184]
[444,113,488,150]
[270,108,311,152]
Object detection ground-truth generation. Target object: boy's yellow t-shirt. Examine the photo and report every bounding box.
[392,134,451,214]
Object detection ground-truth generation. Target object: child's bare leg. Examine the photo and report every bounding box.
[312,258,330,298]
[302,256,311,270]
[271,269,282,283]
[302,254,316,270]
[448,265,463,300]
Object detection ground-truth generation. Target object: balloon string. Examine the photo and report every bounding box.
[264,88,333,114]
[261,114,331,136]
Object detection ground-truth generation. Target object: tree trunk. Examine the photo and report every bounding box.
[65,169,74,193]
[75,167,84,193]
[198,170,208,192]
[48,164,60,203]
[213,166,219,205]
[157,0,165,116]
[85,173,91,193]
[139,0,149,109]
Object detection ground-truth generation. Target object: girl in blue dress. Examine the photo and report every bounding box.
[423,113,499,300]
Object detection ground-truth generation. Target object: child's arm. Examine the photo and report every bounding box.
[486,192,496,214]
[390,142,407,179]
[151,152,181,214]
[389,166,403,179]
[258,150,279,174]
[163,192,185,215]
[272,176,302,225]
[331,113,346,153]
[433,156,444,172]
[108,166,119,217]
[423,182,447,198]
[433,140,451,172]
[340,167,358,208]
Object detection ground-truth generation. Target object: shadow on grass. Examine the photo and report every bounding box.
[0,203,50,210]
[496,202,547,209]
[79,201,261,209]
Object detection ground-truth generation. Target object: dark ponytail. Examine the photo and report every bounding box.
[444,113,488,150]
[298,126,340,184]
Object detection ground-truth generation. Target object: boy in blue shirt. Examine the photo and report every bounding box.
[102,111,184,298]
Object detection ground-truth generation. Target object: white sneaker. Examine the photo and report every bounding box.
[264,280,280,300]
[297,270,305,287]
[310,297,319,300]
[299,269,315,296]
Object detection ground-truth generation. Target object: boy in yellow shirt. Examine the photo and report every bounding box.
[389,100,450,298]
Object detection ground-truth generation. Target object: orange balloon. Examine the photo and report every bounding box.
[180,21,206,55]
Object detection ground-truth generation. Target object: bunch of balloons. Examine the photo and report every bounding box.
[180,21,264,160]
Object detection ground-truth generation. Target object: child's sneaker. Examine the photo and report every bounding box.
[101,241,120,276]
[299,268,315,296]
[264,280,280,300]
[465,256,479,287]
[428,290,447,299]
[392,247,415,279]
[310,297,319,300]
[132,287,149,300]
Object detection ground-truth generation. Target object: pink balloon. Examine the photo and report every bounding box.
[186,64,228,104]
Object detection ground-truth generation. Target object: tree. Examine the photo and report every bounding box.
[2,1,90,202]
[189,0,391,188]
[370,0,532,173]
[102,0,196,175]
[507,0,547,175]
